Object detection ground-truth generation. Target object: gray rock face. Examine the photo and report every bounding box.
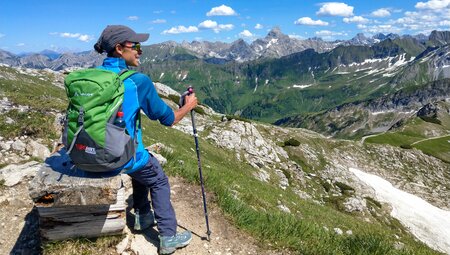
[0,161,41,186]
[26,140,51,160]
[343,196,367,213]
[429,30,450,46]
[206,119,285,167]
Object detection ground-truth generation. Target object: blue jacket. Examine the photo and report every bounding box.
[98,57,175,173]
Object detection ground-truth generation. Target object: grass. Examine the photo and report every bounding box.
[413,135,450,163]
[42,235,124,255]
[0,66,67,111]
[139,118,441,255]
[364,116,450,162]
[1,65,442,254]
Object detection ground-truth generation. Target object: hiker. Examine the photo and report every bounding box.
[93,25,197,254]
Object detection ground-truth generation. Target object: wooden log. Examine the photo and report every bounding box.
[28,149,128,241]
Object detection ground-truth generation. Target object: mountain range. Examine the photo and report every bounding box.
[1,28,450,142]
[0,28,441,69]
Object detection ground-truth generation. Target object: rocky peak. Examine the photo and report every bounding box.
[429,30,450,46]
[266,27,288,40]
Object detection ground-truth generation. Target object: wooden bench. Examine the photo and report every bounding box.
[29,149,126,241]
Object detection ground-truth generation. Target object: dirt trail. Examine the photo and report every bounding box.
[0,173,287,255]
[160,176,283,255]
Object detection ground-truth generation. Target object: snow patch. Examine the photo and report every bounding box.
[292,84,313,89]
[267,38,278,48]
[349,168,450,254]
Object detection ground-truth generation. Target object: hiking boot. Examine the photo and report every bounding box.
[159,230,192,254]
[134,209,156,231]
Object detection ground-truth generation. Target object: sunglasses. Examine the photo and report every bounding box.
[122,42,141,51]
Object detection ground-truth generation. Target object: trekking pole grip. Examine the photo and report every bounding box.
[179,86,194,108]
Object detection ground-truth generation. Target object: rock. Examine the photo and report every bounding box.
[147,143,173,155]
[394,241,405,250]
[130,235,158,255]
[26,140,51,160]
[150,152,167,166]
[153,82,180,97]
[1,141,12,151]
[116,235,130,254]
[275,169,289,190]
[5,117,14,124]
[206,119,286,168]
[28,150,123,206]
[334,228,343,235]
[277,204,291,213]
[254,169,270,182]
[343,197,367,213]
[11,140,26,152]
[0,161,40,186]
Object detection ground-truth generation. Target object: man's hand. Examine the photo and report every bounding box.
[172,93,198,125]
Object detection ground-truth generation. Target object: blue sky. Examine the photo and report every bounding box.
[1,0,450,54]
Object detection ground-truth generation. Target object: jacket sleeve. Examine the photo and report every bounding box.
[132,73,175,126]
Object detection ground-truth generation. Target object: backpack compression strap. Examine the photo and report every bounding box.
[118,69,137,81]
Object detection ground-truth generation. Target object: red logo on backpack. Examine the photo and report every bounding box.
[75,144,87,150]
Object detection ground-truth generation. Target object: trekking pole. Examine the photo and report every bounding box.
[179,86,212,241]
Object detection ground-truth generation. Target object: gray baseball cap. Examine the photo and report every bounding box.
[94,25,149,54]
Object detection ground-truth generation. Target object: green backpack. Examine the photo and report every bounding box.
[62,68,137,172]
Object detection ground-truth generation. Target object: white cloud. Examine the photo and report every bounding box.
[288,34,304,39]
[56,32,93,42]
[439,20,450,26]
[127,16,139,21]
[343,16,369,24]
[162,26,199,34]
[17,43,25,47]
[152,19,166,24]
[358,24,403,34]
[207,4,237,16]
[198,20,218,29]
[198,20,234,33]
[153,10,163,14]
[239,30,254,37]
[415,0,450,10]
[255,23,264,29]
[60,33,81,38]
[294,17,329,26]
[315,30,346,36]
[316,2,354,17]
[371,8,391,17]
[78,35,93,42]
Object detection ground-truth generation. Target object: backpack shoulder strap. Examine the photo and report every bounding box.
[118,69,137,81]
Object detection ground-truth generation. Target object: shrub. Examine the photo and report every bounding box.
[168,94,181,105]
[193,106,206,115]
[335,182,355,193]
[400,144,412,149]
[284,138,301,147]
[225,115,251,123]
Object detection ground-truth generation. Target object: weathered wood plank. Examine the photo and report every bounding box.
[41,217,126,241]
[28,149,129,241]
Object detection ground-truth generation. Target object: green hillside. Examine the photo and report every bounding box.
[364,102,450,163]
[0,65,445,254]
[138,39,416,122]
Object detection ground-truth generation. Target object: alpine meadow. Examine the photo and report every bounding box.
[1,1,450,254]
